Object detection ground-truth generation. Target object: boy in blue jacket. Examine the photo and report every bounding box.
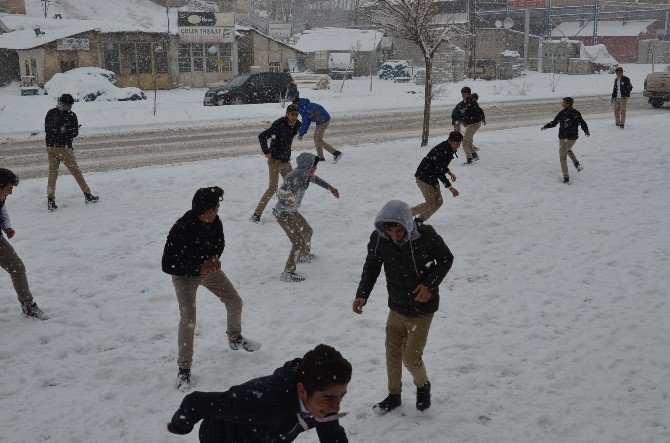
[295,97,343,163]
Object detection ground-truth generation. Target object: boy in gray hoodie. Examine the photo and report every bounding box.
[273,152,339,282]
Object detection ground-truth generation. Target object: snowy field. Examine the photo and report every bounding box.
[1,63,665,141]
[1,109,669,442]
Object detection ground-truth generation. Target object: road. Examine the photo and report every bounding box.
[1,94,662,179]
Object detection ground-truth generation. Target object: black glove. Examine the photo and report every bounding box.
[167,421,191,435]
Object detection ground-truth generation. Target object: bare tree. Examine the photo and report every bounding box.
[362,0,461,146]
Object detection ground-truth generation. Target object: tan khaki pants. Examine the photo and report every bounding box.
[386,310,434,395]
[613,97,628,126]
[172,270,243,370]
[559,139,578,178]
[411,178,443,222]
[274,211,312,273]
[314,121,336,158]
[0,236,33,305]
[47,146,91,199]
[463,122,482,160]
[254,157,292,215]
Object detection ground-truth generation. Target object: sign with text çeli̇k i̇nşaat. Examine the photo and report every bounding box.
[507,0,547,8]
[178,12,235,44]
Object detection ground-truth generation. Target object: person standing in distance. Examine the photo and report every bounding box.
[611,67,632,129]
[45,93,98,211]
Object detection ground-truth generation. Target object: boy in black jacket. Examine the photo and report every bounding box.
[459,87,486,164]
[541,97,590,183]
[353,200,454,415]
[251,104,301,223]
[167,344,352,443]
[44,93,98,211]
[163,186,260,391]
[611,67,633,129]
[411,131,463,222]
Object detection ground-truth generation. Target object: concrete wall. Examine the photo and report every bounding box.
[0,0,26,15]
[638,39,670,64]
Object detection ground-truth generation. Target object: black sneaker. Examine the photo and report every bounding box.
[333,150,344,164]
[249,213,261,224]
[563,176,570,183]
[464,158,473,165]
[176,368,192,392]
[574,162,583,172]
[472,152,479,160]
[373,394,402,415]
[21,301,48,320]
[47,197,57,212]
[615,123,620,127]
[84,193,99,204]
[416,381,431,411]
[620,124,624,129]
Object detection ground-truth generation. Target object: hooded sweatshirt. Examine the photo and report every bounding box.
[297,98,331,136]
[542,107,590,140]
[274,152,332,216]
[356,200,454,317]
[45,105,79,148]
[168,358,348,442]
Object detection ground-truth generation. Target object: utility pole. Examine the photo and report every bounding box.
[593,0,600,45]
[523,6,530,70]
[41,0,50,19]
[467,0,476,78]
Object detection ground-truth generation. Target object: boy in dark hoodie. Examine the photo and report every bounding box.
[163,186,260,391]
[295,97,343,163]
[273,152,339,282]
[541,97,590,183]
[353,200,454,414]
[167,344,352,443]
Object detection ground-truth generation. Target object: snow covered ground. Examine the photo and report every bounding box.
[1,63,665,141]
[1,109,669,442]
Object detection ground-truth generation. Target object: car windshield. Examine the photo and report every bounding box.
[223,74,251,89]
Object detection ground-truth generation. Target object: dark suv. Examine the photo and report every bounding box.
[204,72,298,106]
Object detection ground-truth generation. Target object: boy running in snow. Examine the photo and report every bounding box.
[273,152,339,282]
[411,131,463,223]
[459,87,486,164]
[167,344,352,442]
[295,97,343,163]
[162,186,260,391]
[541,97,590,183]
[0,169,47,320]
[353,200,454,414]
[250,104,301,224]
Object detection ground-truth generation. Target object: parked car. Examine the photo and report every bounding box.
[44,67,144,102]
[643,66,670,108]
[204,72,298,106]
[378,60,411,80]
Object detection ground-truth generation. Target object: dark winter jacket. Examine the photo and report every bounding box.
[0,199,9,238]
[258,116,301,163]
[297,98,330,136]
[451,101,465,125]
[415,141,456,188]
[612,75,633,99]
[542,107,590,140]
[168,359,348,443]
[460,97,485,125]
[356,200,454,317]
[162,210,225,277]
[45,107,79,148]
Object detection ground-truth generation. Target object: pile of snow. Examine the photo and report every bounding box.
[45,68,146,102]
[581,44,618,66]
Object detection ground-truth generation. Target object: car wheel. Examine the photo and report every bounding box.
[650,99,663,108]
[230,97,244,105]
[216,98,226,106]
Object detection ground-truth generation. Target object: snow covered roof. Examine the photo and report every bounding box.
[294,28,384,53]
[552,20,657,38]
[0,14,173,50]
[234,25,306,53]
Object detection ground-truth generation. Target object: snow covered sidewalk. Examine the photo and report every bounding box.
[0,113,669,442]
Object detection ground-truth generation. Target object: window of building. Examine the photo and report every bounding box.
[30,59,37,78]
[24,60,30,76]
[269,61,280,72]
[137,42,152,74]
[120,43,137,75]
[103,42,120,73]
[154,43,168,74]
[192,44,204,71]
[59,60,77,73]
[178,44,191,73]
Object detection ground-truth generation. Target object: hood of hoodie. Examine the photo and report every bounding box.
[374,200,420,245]
[297,98,311,109]
[295,152,316,171]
